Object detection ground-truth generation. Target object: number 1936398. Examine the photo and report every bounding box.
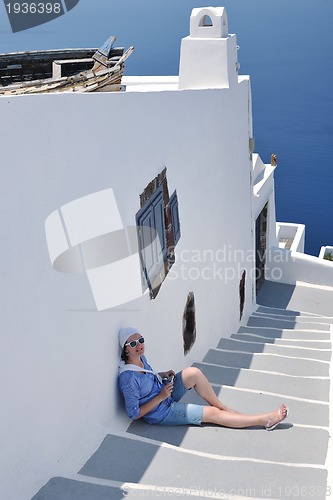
[6,3,62,14]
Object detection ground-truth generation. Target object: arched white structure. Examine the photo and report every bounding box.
[179,6,237,89]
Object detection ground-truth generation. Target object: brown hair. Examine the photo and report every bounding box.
[121,345,129,363]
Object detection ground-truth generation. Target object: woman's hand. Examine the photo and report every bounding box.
[137,381,173,419]
[158,381,174,401]
[159,370,176,379]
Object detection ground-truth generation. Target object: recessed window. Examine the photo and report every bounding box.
[199,15,213,27]
[136,168,180,299]
[239,270,246,321]
[183,292,196,355]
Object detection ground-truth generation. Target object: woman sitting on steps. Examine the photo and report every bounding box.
[118,327,289,430]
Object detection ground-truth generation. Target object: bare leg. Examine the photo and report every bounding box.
[202,404,288,429]
[181,367,238,412]
[180,368,289,426]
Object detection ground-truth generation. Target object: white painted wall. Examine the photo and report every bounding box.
[266,190,278,249]
[252,160,276,221]
[0,71,258,498]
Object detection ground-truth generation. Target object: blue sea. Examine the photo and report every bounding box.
[1,0,332,255]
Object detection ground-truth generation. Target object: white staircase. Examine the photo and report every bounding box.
[32,297,332,499]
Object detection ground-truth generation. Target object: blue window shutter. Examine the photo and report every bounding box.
[136,186,166,287]
[136,204,155,283]
[152,189,166,261]
[170,190,180,245]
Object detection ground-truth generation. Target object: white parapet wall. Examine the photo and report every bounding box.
[277,222,305,253]
[319,245,333,260]
[266,246,333,286]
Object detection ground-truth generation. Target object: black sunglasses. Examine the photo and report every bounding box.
[125,337,145,348]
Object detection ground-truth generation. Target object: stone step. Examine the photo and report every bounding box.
[255,305,326,318]
[246,316,331,331]
[236,326,331,341]
[231,333,331,349]
[193,362,330,401]
[76,434,328,500]
[253,311,333,324]
[32,476,215,500]
[256,280,333,316]
[217,337,332,361]
[203,349,330,377]
[128,418,328,466]
[32,477,124,500]
[206,385,329,427]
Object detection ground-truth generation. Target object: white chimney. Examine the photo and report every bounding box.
[178,7,239,90]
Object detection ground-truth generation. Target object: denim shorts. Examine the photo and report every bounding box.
[159,371,204,426]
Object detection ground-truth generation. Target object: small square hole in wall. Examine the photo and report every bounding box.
[183,292,196,355]
[136,167,181,299]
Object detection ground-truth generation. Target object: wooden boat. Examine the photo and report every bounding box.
[0,36,134,95]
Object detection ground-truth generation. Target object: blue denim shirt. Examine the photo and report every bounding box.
[118,356,172,424]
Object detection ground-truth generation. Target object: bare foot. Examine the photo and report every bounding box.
[265,404,289,431]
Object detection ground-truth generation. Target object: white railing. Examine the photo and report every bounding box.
[266,246,333,287]
[319,245,333,260]
[276,222,305,253]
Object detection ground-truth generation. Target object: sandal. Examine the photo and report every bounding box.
[265,405,289,431]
